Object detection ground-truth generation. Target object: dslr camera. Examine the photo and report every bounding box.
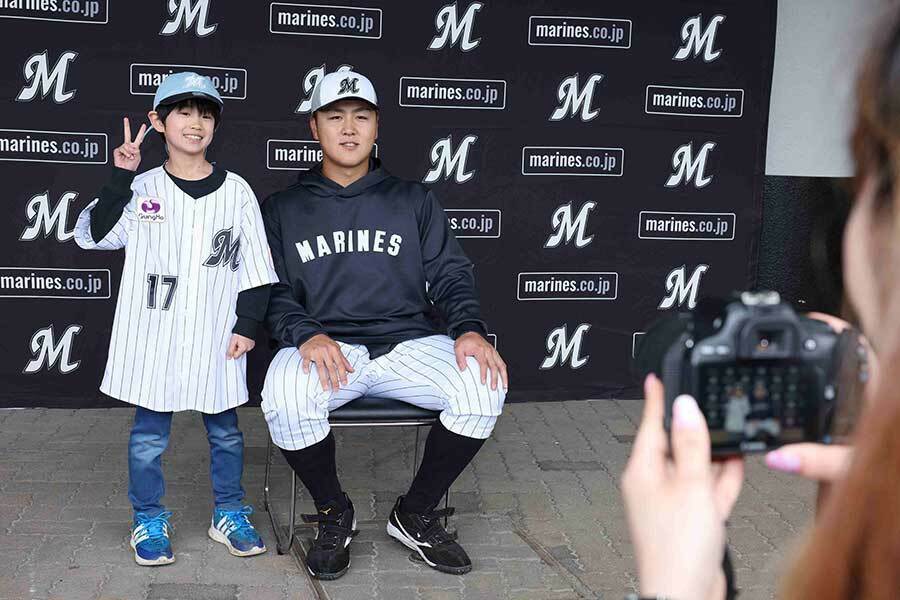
[636,291,868,455]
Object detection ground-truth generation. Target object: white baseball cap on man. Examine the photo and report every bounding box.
[309,71,378,113]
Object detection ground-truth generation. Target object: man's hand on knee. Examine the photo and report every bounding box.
[454,332,509,391]
[299,334,355,391]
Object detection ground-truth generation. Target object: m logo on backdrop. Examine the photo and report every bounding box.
[423,134,477,184]
[658,265,709,310]
[550,73,603,121]
[16,50,77,103]
[666,142,716,188]
[428,1,482,52]
[545,201,596,249]
[23,325,81,374]
[203,228,241,271]
[674,14,725,62]
[541,324,590,369]
[20,191,77,242]
[160,0,217,37]
[296,64,352,114]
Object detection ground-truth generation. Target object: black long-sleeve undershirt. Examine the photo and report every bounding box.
[89,167,136,245]
[233,284,270,338]
[88,166,270,338]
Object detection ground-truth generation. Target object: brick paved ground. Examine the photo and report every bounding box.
[0,401,815,600]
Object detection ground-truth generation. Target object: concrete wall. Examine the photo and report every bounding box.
[766,0,882,177]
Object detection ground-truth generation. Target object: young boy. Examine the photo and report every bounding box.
[73,72,278,566]
[261,71,508,579]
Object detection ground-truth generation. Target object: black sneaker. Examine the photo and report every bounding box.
[300,495,358,580]
[386,496,472,575]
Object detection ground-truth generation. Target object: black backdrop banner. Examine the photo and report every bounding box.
[0,1,777,407]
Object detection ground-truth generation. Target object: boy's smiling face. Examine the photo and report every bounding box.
[149,100,216,157]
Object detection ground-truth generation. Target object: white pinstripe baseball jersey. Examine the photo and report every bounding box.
[74,166,278,413]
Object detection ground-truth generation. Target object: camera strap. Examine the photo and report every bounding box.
[724,543,739,599]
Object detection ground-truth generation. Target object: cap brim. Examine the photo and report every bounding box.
[155,91,224,110]
[314,97,378,113]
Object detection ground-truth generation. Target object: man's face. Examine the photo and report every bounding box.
[310,99,378,170]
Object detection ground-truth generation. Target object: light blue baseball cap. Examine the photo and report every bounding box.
[152,71,224,111]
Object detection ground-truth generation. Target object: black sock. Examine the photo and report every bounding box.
[279,432,347,511]
[402,422,486,515]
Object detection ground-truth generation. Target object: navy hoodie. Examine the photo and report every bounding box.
[262,158,487,355]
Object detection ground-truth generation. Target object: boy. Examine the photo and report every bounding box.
[73,72,278,566]
[261,71,508,579]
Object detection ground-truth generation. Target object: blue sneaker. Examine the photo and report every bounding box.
[130,511,175,566]
[208,506,267,557]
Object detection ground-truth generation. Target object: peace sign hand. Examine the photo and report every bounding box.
[114,117,149,172]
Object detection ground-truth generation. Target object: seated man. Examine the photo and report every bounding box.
[261,70,508,579]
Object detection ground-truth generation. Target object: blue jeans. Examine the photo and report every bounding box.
[128,406,245,517]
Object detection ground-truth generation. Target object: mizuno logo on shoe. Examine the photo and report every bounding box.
[396,517,432,548]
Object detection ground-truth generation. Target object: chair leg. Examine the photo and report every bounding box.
[412,426,421,480]
[263,437,273,512]
[444,488,450,528]
[286,474,297,553]
[263,437,297,556]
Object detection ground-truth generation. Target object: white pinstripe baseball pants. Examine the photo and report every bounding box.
[261,335,506,451]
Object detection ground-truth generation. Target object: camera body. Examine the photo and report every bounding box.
[649,292,866,455]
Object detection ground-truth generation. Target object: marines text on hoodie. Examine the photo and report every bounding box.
[262,159,488,357]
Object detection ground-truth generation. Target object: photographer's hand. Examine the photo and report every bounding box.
[766,443,853,510]
[806,311,879,387]
[622,374,744,600]
[774,311,873,509]
[766,443,852,481]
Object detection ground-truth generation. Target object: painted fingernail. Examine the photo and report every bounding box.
[673,395,703,429]
[765,451,801,473]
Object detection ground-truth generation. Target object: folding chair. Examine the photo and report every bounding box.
[262,396,449,554]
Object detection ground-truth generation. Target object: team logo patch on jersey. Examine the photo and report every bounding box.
[138,197,165,223]
[204,227,241,271]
